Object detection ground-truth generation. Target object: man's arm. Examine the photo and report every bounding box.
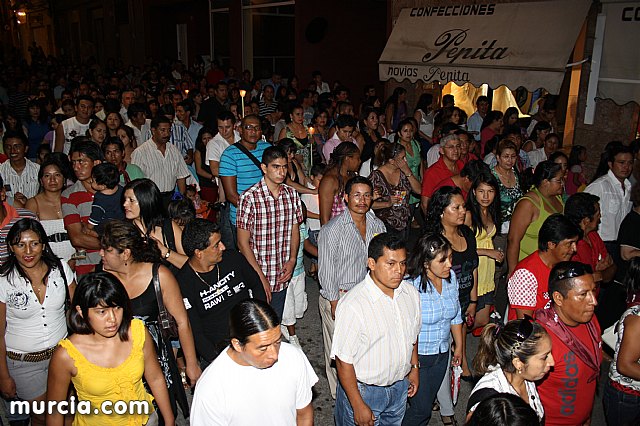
[335,358,375,426]
[66,222,101,250]
[220,176,239,206]
[278,222,299,284]
[407,343,419,398]
[180,283,218,362]
[54,125,64,152]
[318,227,340,319]
[296,404,314,426]
[177,177,187,195]
[621,245,640,261]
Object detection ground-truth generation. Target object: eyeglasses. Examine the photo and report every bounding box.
[243,124,260,132]
[554,263,593,281]
[443,144,461,150]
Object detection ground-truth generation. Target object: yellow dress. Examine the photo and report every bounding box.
[476,225,497,297]
[58,319,155,426]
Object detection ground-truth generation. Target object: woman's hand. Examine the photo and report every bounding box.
[452,348,462,367]
[0,375,16,399]
[489,249,505,262]
[186,362,202,386]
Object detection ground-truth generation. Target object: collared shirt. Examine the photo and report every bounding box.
[584,170,632,241]
[185,119,203,147]
[131,139,190,192]
[411,271,462,355]
[331,274,421,386]
[206,131,241,167]
[236,178,303,293]
[125,119,152,146]
[507,251,551,320]
[0,160,40,199]
[171,121,194,156]
[487,149,532,170]
[61,180,101,274]
[318,210,386,301]
[421,157,464,198]
[527,147,548,169]
[467,111,483,142]
[0,263,75,353]
[219,140,270,225]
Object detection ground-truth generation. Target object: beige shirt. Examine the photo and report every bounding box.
[131,139,190,192]
[331,273,421,386]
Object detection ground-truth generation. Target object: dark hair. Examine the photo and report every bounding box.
[548,260,593,299]
[75,95,95,106]
[310,163,327,178]
[480,110,503,131]
[262,146,288,166]
[460,160,491,182]
[327,142,360,192]
[69,139,104,162]
[345,175,373,196]
[122,178,165,236]
[177,100,192,114]
[335,114,356,130]
[69,272,132,342]
[538,214,580,252]
[468,393,540,426]
[467,173,502,236]
[100,220,161,263]
[276,138,297,155]
[591,141,624,183]
[217,110,236,124]
[380,139,405,164]
[88,118,106,133]
[564,192,600,238]
[92,162,120,189]
[532,160,562,188]
[368,233,406,262]
[182,219,221,257]
[127,102,147,119]
[167,199,195,227]
[229,299,280,346]
[502,106,520,127]
[568,145,587,168]
[102,136,125,154]
[529,121,551,141]
[415,93,433,113]
[495,139,518,157]
[284,103,303,124]
[151,115,171,129]
[407,233,451,292]
[424,186,464,237]
[548,150,567,164]
[623,257,640,304]
[0,219,66,285]
[194,126,215,153]
[2,130,28,146]
[473,319,548,375]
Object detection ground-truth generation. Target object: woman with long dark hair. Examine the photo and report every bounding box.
[359,106,383,164]
[414,93,435,144]
[522,121,551,153]
[402,234,463,426]
[123,178,189,269]
[465,173,503,331]
[0,218,76,426]
[318,142,361,225]
[425,186,479,378]
[47,272,174,426]
[99,220,200,420]
[384,87,408,133]
[480,111,504,157]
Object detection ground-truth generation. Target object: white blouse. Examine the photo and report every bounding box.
[0,262,75,353]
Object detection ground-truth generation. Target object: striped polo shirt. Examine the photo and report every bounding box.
[61,181,100,274]
[0,205,38,263]
[219,140,270,225]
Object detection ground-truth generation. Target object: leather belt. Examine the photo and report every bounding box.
[7,346,56,362]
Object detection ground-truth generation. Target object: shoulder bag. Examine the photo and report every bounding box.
[152,262,179,340]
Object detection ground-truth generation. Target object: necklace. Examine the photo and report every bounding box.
[192,264,221,290]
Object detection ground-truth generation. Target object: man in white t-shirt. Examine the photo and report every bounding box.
[54,95,94,154]
[206,111,240,203]
[191,299,317,426]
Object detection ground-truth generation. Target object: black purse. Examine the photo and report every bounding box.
[152,263,179,340]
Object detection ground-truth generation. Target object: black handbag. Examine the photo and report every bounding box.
[152,263,179,340]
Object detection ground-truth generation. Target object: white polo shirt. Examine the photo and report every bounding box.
[584,170,632,241]
[131,139,190,192]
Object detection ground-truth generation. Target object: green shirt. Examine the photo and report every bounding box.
[119,163,146,185]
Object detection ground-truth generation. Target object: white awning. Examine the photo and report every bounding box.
[379,0,591,93]
[598,1,640,105]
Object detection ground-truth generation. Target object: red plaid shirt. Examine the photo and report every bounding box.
[237,178,303,292]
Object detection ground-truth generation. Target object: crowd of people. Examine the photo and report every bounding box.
[0,54,638,426]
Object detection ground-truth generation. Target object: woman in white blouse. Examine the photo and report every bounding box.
[0,218,76,426]
[467,318,554,423]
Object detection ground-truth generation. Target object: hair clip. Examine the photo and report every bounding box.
[493,323,503,337]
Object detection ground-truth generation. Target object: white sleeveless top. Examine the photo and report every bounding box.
[41,219,75,263]
[609,305,640,392]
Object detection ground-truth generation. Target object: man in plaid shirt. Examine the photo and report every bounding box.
[237,146,303,319]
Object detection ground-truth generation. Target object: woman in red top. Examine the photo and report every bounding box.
[479,111,503,157]
[565,192,617,284]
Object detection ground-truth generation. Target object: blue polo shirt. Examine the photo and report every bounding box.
[219,140,270,224]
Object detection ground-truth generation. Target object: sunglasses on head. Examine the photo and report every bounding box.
[555,263,593,282]
[515,315,534,342]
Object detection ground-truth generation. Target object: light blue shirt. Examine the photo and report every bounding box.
[412,270,463,355]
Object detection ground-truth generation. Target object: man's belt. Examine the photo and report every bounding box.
[7,346,56,362]
[48,232,69,243]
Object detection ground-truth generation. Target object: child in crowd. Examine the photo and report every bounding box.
[84,162,124,236]
[281,204,316,348]
[300,163,325,279]
[184,184,211,219]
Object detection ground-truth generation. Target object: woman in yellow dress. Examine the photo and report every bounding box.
[465,173,505,332]
[47,272,174,426]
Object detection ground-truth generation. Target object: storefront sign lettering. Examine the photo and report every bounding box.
[422,29,509,64]
[410,5,496,17]
[423,67,470,83]
[386,66,419,78]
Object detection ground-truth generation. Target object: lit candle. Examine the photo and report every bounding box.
[308,127,315,167]
[239,90,247,118]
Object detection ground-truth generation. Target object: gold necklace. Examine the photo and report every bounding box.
[192,264,221,290]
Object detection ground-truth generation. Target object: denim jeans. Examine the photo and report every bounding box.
[270,289,287,321]
[217,202,238,251]
[603,379,640,426]
[402,351,449,425]
[335,378,409,426]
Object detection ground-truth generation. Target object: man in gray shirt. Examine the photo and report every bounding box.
[318,176,386,399]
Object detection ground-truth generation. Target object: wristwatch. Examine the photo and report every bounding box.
[164,250,171,259]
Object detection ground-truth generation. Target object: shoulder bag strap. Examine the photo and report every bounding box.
[234,142,263,172]
[152,262,167,315]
